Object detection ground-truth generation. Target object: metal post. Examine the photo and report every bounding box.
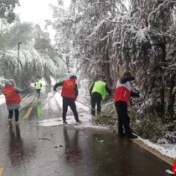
[18,42,22,60]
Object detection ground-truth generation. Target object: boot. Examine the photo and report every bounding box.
[63,121,68,125]
[97,111,101,115]
[91,109,95,116]
[76,121,81,125]
[127,133,138,139]
[8,119,12,125]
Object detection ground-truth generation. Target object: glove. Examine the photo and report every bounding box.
[139,93,144,99]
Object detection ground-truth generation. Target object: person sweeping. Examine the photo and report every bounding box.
[90,80,111,116]
[114,71,144,138]
[53,75,81,125]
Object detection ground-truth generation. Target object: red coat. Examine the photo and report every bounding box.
[61,79,76,99]
[3,86,21,106]
[114,80,131,103]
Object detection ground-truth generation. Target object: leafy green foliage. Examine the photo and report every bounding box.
[92,101,173,143]
[92,100,118,133]
[129,109,164,142]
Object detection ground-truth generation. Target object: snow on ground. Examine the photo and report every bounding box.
[138,137,176,160]
[0,94,5,105]
[38,116,68,127]
[38,114,109,130]
[165,170,175,175]
[39,91,109,130]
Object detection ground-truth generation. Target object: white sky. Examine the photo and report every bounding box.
[15,0,71,43]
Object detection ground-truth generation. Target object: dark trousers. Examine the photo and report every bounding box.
[91,92,102,115]
[36,89,41,97]
[9,109,19,122]
[62,97,79,122]
[115,101,132,135]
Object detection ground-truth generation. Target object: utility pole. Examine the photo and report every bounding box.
[18,42,22,60]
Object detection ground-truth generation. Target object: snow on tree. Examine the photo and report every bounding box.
[0,0,19,23]
[50,0,176,120]
[0,17,60,89]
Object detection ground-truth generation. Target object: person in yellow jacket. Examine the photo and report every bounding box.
[90,81,111,116]
[35,81,42,98]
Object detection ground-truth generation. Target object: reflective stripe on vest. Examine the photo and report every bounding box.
[114,80,131,102]
[36,82,41,89]
[61,79,76,99]
[91,81,106,100]
[3,86,21,106]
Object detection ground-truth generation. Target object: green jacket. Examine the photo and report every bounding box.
[91,81,107,100]
[35,82,42,89]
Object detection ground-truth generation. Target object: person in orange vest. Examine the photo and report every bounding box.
[3,80,22,125]
[53,75,81,125]
[114,71,144,138]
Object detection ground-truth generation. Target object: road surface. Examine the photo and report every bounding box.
[0,87,173,176]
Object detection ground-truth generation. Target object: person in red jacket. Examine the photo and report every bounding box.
[114,72,144,138]
[3,80,22,125]
[53,75,80,125]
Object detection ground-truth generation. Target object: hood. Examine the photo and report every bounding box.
[5,81,13,87]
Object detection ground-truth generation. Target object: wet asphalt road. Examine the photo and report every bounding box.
[0,87,173,176]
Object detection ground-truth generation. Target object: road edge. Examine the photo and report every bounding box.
[131,139,174,166]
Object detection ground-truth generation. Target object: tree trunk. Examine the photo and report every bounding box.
[104,52,112,87]
[160,43,166,62]
[159,43,166,115]
[66,56,70,73]
[168,74,176,120]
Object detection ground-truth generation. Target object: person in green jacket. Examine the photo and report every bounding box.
[35,81,42,98]
[90,81,111,116]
